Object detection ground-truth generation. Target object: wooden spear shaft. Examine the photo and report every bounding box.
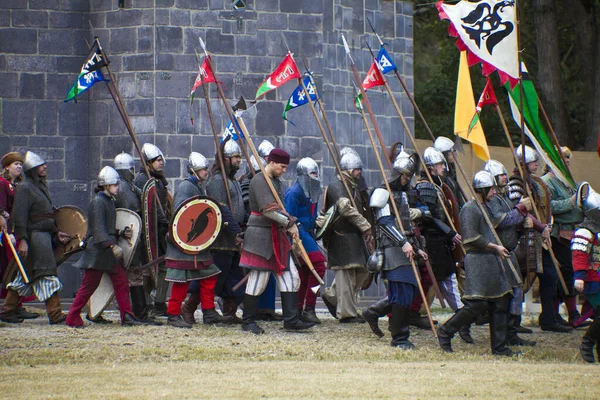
[495,105,569,293]
[357,102,438,336]
[342,34,436,336]
[297,78,358,209]
[355,105,446,309]
[200,76,234,211]
[235,117,325,287]
[3,229,29,284]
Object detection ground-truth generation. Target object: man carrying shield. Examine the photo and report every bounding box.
[66,166,145,327]
[134,143,170,317]
[2,152,71,324]
[165,153,224,328]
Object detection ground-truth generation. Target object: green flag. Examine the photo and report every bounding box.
[505,62,574,187]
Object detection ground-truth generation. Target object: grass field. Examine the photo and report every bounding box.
[0,307,597,399]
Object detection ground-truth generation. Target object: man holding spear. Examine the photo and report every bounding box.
[239,148,315,335]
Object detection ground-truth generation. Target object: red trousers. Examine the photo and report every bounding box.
[66,264,132,327]
[167,276,217,316]
[410,264,434,313]
[297,260,326,309]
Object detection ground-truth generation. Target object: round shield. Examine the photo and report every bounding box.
[170,196,222,254]
[315,204,337,240]
[53,205,88,265]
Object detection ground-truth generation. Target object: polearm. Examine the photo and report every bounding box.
[277,51,358,210]
[300,56,341,157]
[235,115,326,289]
[537,98,574,181]
[367,17,436,143]
[363,39,465,256]
[95,38,151,181]
[495,103,568,292]
[199,39,255,178]
[342,33,437,336]
[352,83,446,309]
[2,229,29,284]
[194,48,233,211]
[367,20,470,204]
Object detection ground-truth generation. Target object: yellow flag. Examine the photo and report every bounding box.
[455,51,490,161]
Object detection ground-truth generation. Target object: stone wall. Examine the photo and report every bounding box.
[0,0,414,297]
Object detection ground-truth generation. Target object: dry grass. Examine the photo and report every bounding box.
[0,308,597,399]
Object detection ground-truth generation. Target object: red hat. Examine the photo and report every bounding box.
[267,148,290,165]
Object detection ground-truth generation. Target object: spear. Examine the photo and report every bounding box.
[342,33,437,336]
[300,56,341,157]
[363,37,464,255]
[495,103,568,293]
[199,38,255,177]
[352,83,446,309]
[367,17,436,142]
[193,48,233,211]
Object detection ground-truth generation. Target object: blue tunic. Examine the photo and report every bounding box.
[283,181,320,254]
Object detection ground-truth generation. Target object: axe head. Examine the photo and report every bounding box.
[232,96,247,112]
[310,283,324,296]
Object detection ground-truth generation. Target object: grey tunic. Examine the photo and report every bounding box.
[205,172,245,251]
[242,172,289,262]
[12,176,58,280]
[76,192,119,272]
[460,200,513,300]
[324,176,370,270]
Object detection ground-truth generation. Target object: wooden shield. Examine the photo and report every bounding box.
[142,178,159,262]
[88,273,114,320]
[116,208,142,269]
[53,206,87,266]
[170,196,222,254]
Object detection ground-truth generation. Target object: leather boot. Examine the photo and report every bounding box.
[390,305,414,350]
[569,309,592,328]
[167,314,192,329]
[45,293,67,325]
[580,315,600,363]
[202,308,222,325]
[181,292,200,325]
[490,305,519,356]
[438,301,486,352]
[321,293,338,319]
[281,292,315,331]
[14,306,40,320]
[507,314,536,346]
[221,297,243,324]
[300,304,321,325]
[130,286,147,319]
[512,314,533,334]
[122,312,149,326]
[256,308,284,321]
[241,294,264,334]
[409,309,435,330]
[459,324,474,344]
[152,302,168,317]
[0,289,24,323]
[362,297,391,338]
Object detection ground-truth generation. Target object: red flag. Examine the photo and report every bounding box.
[362,62,385,90]
[255,53,301,99]
[191,56,216,95]
[476,78,498,110]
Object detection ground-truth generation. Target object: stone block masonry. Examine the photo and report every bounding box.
[0,0,413,297]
